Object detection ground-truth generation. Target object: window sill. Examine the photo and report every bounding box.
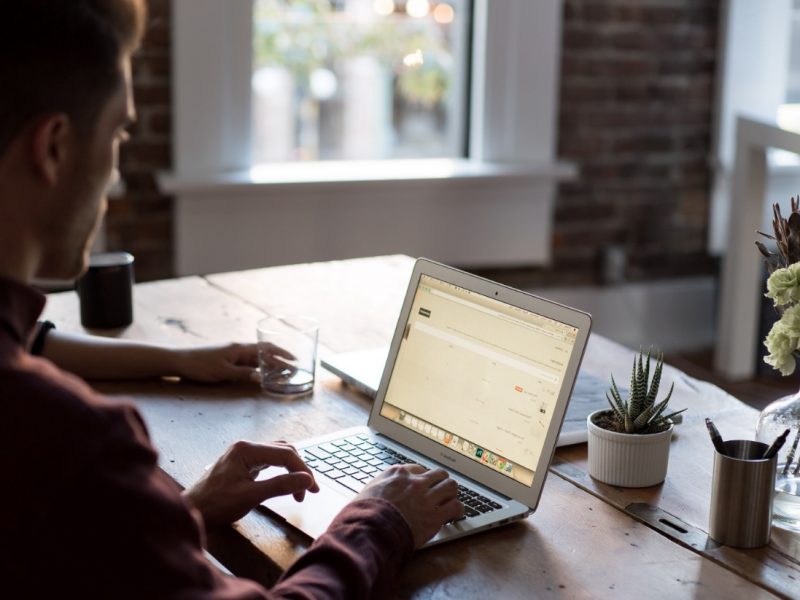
[158,159,577,196]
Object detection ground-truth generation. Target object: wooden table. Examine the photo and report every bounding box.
[43,255,800,599]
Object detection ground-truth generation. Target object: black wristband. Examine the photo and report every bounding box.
[31,320,56,356]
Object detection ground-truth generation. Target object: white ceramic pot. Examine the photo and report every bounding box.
[587,409,673,488]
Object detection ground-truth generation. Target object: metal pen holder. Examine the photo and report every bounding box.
[708,440,776,549]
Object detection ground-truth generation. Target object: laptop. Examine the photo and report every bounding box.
[321,348,387,398]
[321,349,616,447]
[261,258,592,546]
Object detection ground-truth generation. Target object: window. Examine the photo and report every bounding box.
[251,0,470,163]
[167,0,568,275]
[777,0,800,133]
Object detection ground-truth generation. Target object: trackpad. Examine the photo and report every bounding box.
[259,471,351,540]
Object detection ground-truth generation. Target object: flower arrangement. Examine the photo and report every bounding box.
[757,197,800,375]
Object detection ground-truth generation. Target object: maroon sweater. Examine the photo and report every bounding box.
[0,277,413,598]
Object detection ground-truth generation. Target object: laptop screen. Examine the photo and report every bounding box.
[379,274,580,486]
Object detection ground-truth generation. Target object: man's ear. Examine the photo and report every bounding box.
[30,114,71,186]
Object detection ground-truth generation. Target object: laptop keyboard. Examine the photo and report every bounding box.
[302,434,503,520]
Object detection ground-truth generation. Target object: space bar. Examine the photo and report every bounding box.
[336,475,367,493]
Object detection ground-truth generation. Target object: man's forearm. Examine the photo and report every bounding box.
[41,330,180,380]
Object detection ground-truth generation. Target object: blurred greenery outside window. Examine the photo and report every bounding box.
[252,0,470,163]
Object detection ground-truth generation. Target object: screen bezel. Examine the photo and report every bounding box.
[367,258,592,509]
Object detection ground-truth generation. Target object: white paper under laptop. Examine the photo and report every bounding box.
[261,258,591,546]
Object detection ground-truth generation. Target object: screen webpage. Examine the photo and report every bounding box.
[380,275,579,486]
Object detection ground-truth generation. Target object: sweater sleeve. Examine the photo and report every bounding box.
[271,498,415,600]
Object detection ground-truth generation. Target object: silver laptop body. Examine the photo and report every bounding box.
[261,258,592,546]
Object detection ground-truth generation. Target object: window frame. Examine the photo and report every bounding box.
[166,0,567,185]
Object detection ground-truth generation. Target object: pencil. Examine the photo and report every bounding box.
[705,418,726,455]
[763,428,791,460]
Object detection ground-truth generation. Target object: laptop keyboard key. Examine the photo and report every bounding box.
[305,448,332,460]
[314,463,334,474]
[325,469,345,480]
[463,506,480,518]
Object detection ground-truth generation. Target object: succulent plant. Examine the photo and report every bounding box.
[603,349,685,434]
[756,196,800,274]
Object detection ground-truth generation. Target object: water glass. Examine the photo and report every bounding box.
[257,316,319,396]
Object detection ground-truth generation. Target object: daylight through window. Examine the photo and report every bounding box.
[252,0,471,163]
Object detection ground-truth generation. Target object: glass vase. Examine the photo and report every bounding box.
[755,389,800,532]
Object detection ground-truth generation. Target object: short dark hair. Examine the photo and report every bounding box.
[0,0,147,156]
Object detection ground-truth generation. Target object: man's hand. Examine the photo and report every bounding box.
[171,342,294,384]
[357,465,463,548]
[184,440,319,530]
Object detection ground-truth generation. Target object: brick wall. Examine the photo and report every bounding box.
[110,0,173,282]
[112,0,720,284]
[549,0,720,285]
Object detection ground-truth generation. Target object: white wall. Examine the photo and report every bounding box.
[709,0,793,253]
[534,278,716,354]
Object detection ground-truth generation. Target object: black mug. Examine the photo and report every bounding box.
[76,252,135,329]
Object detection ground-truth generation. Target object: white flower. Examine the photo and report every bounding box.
[766,263,800,306]
[781,303,800,332]
[763,317,800,376]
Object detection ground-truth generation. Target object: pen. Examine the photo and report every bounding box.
[705,418,726,455]
[763,428,791,460]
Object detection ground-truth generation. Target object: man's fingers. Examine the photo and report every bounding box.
[254,472,315,502]
[428,476,459,505]
[233,441,320,492]
[403,464,427,475]
[259,343,297,363]
[419,467,450,487]
[266,343,297,361]
[438,497,465,523]
[260,357,297,373]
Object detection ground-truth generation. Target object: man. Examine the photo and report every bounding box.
[0,1,462,597]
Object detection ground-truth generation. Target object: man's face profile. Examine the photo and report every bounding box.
[36,58,135,281]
